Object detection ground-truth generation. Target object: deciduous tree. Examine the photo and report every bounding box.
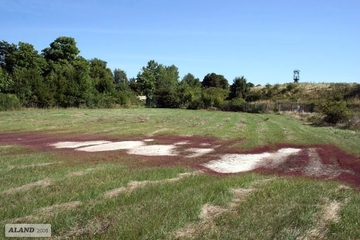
[136,60,161,104]
[89,58,115,94]
[42,36,80,64]
[229,76,250,99]
[202,73,229,89]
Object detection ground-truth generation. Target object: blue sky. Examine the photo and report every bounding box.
[1,0,359,85]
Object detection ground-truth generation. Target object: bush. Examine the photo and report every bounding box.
[243,103,267,113]
[98,94,117,108]
[246,90,262,102]
[220,98,246,112]
[154,89,180,108]
[187,98,204,110]
[319,100,352,124]
[347,113,360,129]
[0,93,21,111]
[201,87,229,109]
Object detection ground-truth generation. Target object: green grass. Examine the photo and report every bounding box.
[1,108,360,239]
[1,108,359,153]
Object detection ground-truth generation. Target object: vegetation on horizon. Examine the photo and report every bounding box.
[1,36,359,126]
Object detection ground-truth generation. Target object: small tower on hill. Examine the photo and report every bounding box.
[293,69,300,83]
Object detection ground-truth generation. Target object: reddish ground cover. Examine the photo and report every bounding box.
[1,133,360,189]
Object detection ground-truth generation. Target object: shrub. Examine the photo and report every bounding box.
[220,98,246,112]
[187,98,204,110]
[0,93,21,111]
[201,87,229,109]
[319,100,352,124]
[98,94,117,108]
[244,102,267,113]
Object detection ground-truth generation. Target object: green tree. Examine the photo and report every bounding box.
[0,41,46,106]
[202,73,229,89]
[181,73,201,88]
[0,40,18,74]
[17,42,46,70]
[229,76,250,99]
[42,36,80,64]
[89,58,115,94]
[71,56,94,107]
[154,65,180,108]
[178,73,202,108]
[114,68,128,85]
[0,68,14,93]
[114,68,130,92]
[129,77,140,94]
[136,60,161,104]
[42,36,84,107]
[12,67,45,107]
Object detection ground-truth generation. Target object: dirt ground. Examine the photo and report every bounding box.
[1,133,360,189]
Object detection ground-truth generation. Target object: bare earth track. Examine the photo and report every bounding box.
[1,133,360,189]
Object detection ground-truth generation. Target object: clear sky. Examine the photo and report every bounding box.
[1,0,359,85]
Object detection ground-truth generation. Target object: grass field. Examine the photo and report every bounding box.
[1,108,360,239]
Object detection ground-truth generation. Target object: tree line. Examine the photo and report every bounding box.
[1,36,359,127]
[0,36,257,109]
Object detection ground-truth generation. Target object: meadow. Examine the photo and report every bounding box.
[1,108,360,239]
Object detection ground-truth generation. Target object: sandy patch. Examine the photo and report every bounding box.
[185,148,214,158]
[49,139,216,158]
[0,145,13,149]
[322,200,342,223]
[104,171,202,198]
[50,141,110,149]
[199,204,226,220]
[144,139,154,142]
[200,143,211,147]
[173,204,224,239]
[149,128,170,136]
[76,141,144,152]
[172,178,277,239]
[103,187,127,198]
[127,144,178,156]
[61,218,112,238]
[168,171,203,182]
[38,201,82,214]
[173,186,256,239]
[14,201,83,229]
[304,198,344,239]
[229,188,255,208]
[67,167,103,177]
[304,148,342,177]
[174,141,190,145]
[18,162,61,169]
[2,178,52,194]
[203,148,301,173]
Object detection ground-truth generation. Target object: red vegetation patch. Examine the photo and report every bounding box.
[251,144,360,189]
[1,133,360,189]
